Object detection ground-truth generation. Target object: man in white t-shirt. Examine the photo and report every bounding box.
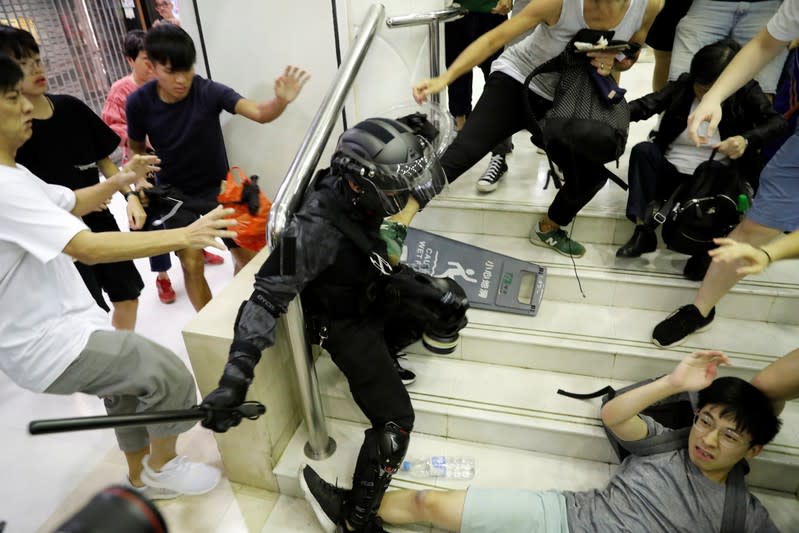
[0,55,236,499]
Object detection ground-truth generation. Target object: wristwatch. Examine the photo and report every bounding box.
[123,190,137,201]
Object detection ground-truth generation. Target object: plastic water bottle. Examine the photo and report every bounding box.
[401,456,476,480]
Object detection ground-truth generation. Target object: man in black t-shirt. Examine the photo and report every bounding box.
[1,25,151,329]
[126,24,309,311]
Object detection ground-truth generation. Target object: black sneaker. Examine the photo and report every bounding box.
[300,465,348,533]
[683,254,711,281]
[476,153,508,193]
[652,305,715,348]
[393,353,416,386]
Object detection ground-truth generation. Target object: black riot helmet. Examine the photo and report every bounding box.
[332,117,445,216]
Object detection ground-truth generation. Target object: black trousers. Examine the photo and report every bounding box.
[445,12,513,156]
[322,314,419,431]
[441,71,612,226]
[626,141,691,222]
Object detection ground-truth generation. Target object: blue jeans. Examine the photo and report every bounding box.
[669,0,786,94]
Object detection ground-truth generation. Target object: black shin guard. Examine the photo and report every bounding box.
[346,422,410,530]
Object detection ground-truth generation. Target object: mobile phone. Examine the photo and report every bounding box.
[574,44,630,54]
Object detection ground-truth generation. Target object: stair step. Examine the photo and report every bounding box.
[405,230,799,325]
[272,419,799,532]
[314,354,799,494]
[404,300,797,383]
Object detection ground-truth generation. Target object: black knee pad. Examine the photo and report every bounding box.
[347,422,411,529]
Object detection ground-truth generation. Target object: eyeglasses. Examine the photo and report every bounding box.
[693,411,748,448]
[19,57,43,73]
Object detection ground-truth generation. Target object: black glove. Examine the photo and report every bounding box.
[201,363,250,433]
[395,112,439,144]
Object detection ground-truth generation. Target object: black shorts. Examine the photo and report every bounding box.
[144,185,238,249]
[77,210,145,310]
[645,0,693,51]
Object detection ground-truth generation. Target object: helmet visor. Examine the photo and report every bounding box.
[369,137,446,215]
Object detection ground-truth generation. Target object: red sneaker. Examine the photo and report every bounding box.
[156,277,176,304]
[202,250,225,266]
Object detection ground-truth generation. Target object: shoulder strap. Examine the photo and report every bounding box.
[721,461,748,533]
[522,53,566,141]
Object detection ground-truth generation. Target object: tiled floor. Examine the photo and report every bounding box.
[3,53,799,533]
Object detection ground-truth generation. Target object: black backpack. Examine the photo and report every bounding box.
[648,150,752,256]
[522,29,633,190]
[557,379,749,533]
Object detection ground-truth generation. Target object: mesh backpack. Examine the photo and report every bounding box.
[557,379,749,532]
[523,28,634,190]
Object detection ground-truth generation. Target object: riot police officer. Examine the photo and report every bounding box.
[201,117,468,532]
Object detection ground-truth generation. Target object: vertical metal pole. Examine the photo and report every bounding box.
[283,300,335,459]
[427,22,441,107]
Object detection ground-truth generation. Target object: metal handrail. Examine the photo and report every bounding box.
[265,3,385,460]
[385,5,467,28]
[386,5,467,106]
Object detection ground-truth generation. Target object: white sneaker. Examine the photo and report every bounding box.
[140,455,221,495]
[126,476,180,500]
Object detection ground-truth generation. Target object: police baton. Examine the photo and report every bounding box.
[28,402,266,435]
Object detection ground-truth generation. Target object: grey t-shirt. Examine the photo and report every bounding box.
[562,416,779,532]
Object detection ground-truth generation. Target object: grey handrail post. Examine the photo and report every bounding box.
[385,5,468,106]
[266,3,385,460]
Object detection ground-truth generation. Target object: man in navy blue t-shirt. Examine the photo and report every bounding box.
[126,23,309,311]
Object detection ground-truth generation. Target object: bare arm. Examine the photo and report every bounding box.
[688,28,790,144]
[601,351,731,441]
[234,66,310,124]
[710,233,799,275]
[129,138,148,158]
[71,175,130,217]
[703,28,788,105]
[63,205,236,264]
[606,0,663,73]
[96,155,159,229]
[413,0,562,102]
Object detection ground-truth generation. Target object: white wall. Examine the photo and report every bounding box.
[178,0,448,199]
[178,0,343,199]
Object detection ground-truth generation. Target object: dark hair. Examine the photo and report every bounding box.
[0,54,24,92]
[697,376,782,447]
[145,23,195,71]
[690,38,741,87]
[123,30,146,61]
[0,24,40,60]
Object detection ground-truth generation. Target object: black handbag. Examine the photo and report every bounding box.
[648,150,752,256]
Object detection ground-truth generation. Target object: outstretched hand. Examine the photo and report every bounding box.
[121,154,160,190]
[274,65,310,103]
[709,237,769,275]
[687,98,723,147]
[185,205,238,250]
[668,351,731,392]
[413,76,448,104]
